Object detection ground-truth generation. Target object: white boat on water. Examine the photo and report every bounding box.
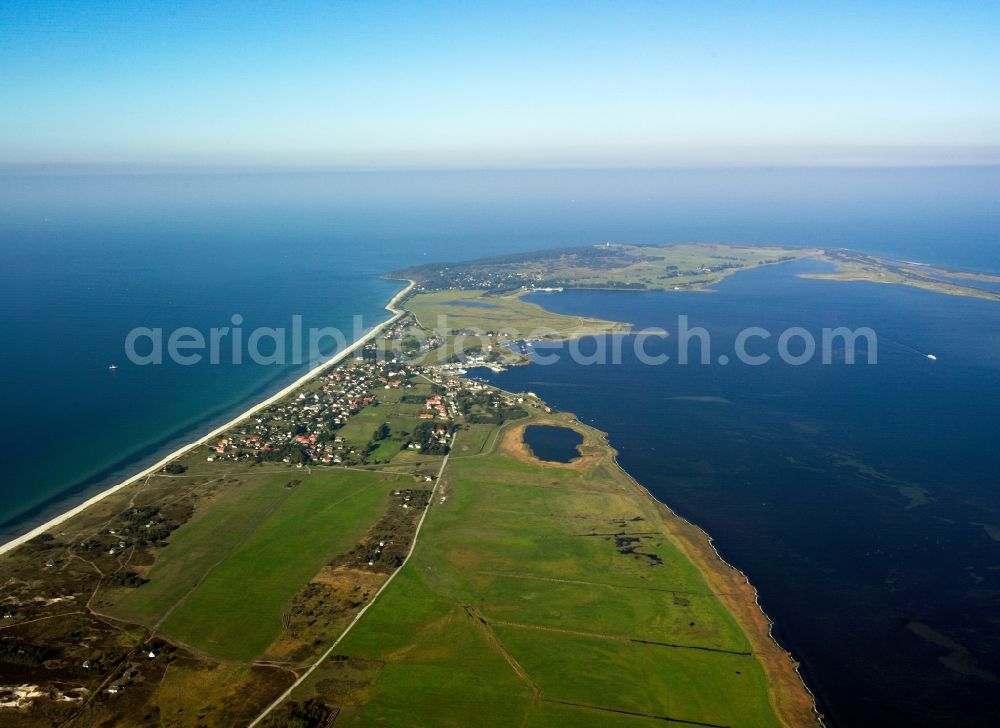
[926,354,937,361]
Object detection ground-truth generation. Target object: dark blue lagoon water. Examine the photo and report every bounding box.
[482,261,1000,727]
[522,424,583,463]
[0,167,998,723]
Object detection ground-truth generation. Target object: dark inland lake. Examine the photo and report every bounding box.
[523,424,584,463]
[480,260,1000,727]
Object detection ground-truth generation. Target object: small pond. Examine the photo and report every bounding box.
[523,424,583,463]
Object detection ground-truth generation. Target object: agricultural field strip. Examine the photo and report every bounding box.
[46,471,256,639]
[93,469,310,627]
[149,474,382,640]
[246,433,456,727]
[148,479,299,634]
[463,437,755,687]
[449,509,754,654]
[157,472,392,662]
[483,619,753,656]
[473,569,721,597]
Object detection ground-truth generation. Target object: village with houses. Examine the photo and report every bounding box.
[205,314,530,471]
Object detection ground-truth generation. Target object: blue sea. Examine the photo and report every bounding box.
[1,167,998,725]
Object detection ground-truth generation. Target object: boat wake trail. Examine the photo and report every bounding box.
[880,334,937,361]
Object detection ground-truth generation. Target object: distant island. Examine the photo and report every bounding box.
[385,242,1000,370]
[395,241,1000,300]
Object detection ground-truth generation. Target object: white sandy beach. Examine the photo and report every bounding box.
[0,280,414,557]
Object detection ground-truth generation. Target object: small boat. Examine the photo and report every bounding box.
[108,363,119,371]
[926,354,937,361]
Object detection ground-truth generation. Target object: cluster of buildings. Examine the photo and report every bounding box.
[365,316,443,362]
[201,316,533,467]
[203,350,511,466]
[208,358,428,465]
[420,393,450,419]
[414,268,536,292]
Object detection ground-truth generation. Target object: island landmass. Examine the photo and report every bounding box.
[396,241,1000,301]
[0,244,897,726]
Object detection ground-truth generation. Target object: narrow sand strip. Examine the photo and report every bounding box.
[0,280,413,557]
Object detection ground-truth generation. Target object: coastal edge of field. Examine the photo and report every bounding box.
[281,409,821,727]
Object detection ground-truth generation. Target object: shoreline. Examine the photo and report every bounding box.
[496,415,821,726]
[0,279,414,557]
[610,451,824,727]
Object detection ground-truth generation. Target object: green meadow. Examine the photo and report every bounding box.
[336,379,435,450]
[291,418,785,727]
[406,289,627,363]
[105,468,398,661]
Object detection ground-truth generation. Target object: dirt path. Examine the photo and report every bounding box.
[462,605,540,698]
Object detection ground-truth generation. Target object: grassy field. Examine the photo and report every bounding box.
[407,289,625,335]
[406,289,628,363]
[336,379,435,449]
[336,405,393,446]
[99,470,302,626]
[450,422,497,456]
[152,661,287,727]
[105,468,399,662]
[288,415,793,727]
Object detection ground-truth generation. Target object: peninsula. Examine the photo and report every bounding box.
[0,251,828,727]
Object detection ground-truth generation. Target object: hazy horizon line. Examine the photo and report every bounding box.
[4,160,1000,178]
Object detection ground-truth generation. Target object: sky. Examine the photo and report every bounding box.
[1,1,999,168]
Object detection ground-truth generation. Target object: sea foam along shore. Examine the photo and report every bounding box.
[0,280,414,558]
